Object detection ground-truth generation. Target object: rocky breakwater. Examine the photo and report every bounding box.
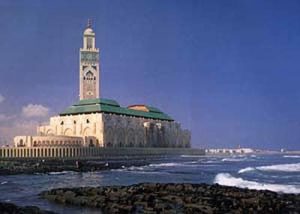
[40,183,300,213]
[0,202,56,214]
[0,159,150,175]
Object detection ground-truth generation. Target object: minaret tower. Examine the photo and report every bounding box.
[79,19,100,100]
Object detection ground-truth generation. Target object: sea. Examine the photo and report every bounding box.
[0,154,299,213]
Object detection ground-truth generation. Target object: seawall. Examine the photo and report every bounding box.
[0,147,205,160]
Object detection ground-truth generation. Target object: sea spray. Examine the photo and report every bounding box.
[214,173,300,194]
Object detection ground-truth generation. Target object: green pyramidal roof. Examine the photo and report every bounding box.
[74,98,120,107]
[60,98,174,121]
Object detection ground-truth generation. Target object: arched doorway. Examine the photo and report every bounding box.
[89,139,94,147]
[64,128,72,136]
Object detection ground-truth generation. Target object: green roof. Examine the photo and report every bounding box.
[60,98,174,121]
[74,98,120,107]
[146,106,163,113]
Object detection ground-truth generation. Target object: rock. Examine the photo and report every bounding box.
[0,202,56,214]
[40,183,300,213]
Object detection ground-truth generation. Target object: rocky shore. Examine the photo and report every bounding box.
[40,183,300,213]
[0,202,55,214]
[0,159,151,175]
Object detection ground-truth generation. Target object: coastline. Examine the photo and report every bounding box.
[0,153,299,213]
[0,158,154,175]
[40,183,300,213]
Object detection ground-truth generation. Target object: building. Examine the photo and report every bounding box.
[14,21,191,149]
[205,148,255,154]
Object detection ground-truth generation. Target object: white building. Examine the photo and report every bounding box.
[14,21,191,149]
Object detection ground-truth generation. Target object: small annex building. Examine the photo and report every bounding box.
[14,21,191,149]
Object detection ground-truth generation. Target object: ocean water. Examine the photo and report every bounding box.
[0,154,299,213]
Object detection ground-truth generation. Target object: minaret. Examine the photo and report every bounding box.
[79,19,100,100]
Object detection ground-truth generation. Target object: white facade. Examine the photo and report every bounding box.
[34,112,190,148]
[37,113,103,147]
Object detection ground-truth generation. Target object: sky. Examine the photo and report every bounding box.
[0,0,300,150]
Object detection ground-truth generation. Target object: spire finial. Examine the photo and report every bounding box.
[87,19,92,28]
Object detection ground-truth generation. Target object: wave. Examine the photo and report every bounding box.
[204,160,218,163]
[284,155,300,158]
[238,167,255,174]
[257,163,300,172]
[111,167,167,175]
[221,157,249,162]
[0,181,7,185]
[214,173,300,194]
[149,162,184,167]
[127,166,149,171]
[48,171,74,175]
[238,162,300,174]
[181,155,204,158]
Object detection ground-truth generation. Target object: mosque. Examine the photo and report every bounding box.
[13,21,191,149]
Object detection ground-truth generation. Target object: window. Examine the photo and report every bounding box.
[89,139,94,147]
[86,119,90,123]
[60,121,64,125]
[87,37,92,49]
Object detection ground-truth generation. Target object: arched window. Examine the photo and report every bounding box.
[87,37,92,49]
[89,139,94,147]
[85,71,94,81]
[86,119,90,124]
[19,139,24,147]
[60,121,64,125]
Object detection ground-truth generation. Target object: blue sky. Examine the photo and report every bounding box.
[0,0,300,150]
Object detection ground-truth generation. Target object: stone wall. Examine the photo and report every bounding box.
[103,113,190,148]
[0,147,204,159]
[14,136,83,148]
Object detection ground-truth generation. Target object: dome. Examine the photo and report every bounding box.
[84,27,94,35]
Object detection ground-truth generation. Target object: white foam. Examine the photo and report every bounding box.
[238,167,255,174]
[214,173,300,194]
[257,163,300,172]
[149,162,184,167]
[111,167,167,175]
[221,157,249,162]
[181,155,204,158]
[238,162,300,173]
[0,181,7,185]
[284,155,300,158]
[127,166,148,171]
[48,171,73,175]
